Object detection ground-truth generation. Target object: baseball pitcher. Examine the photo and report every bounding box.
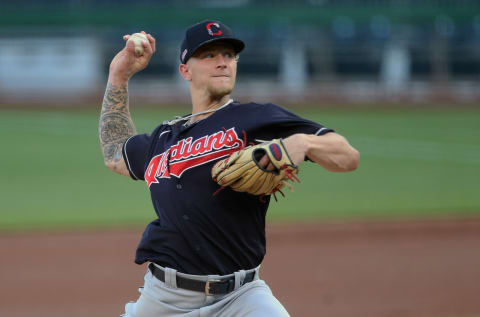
[99,20,359,317]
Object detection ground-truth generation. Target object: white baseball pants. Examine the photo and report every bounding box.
[121,263,290,317]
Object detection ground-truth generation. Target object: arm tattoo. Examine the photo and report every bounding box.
[99,82,136,164]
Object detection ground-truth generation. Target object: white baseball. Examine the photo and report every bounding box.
[128,33,148,56]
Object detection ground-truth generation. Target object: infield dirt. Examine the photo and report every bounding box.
[1,218,479,317]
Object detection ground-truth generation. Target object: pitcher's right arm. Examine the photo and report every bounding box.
[98,32,156,177]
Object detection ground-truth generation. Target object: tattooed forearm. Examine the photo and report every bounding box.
[100,113,135,144]
[101,82,129,114]
[99,82,136,164]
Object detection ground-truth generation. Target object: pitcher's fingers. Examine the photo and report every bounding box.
[125,37,136,53]
[147,34,156,53]
[258,155,268,168]
[258,155,275,171]
[123,34,130,41]
[142,38,153,55]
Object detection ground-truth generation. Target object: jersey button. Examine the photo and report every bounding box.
[176,184,182,190]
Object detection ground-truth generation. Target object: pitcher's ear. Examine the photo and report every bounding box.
[179,63,192,81]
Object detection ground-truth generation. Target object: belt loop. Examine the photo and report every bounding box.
[164,267,177,288]
[254,265,260,280]
[234,270,246,290]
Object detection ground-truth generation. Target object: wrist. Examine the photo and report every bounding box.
[108,73,130,87]
[303,134,317,157]
[299,133,310,154]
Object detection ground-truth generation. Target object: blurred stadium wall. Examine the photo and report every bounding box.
[0,0,479,106]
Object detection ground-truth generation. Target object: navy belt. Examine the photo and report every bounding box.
[148,263,256,295]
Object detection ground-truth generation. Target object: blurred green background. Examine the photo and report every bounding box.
[1,4,479,317]
[1,0,479,232]
[1,106,478,231]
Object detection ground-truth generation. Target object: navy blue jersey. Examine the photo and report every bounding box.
[122,101,333,275]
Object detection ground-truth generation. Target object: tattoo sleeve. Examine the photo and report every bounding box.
[99,82,136,167]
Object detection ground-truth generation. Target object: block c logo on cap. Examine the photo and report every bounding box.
[206,22,222,36]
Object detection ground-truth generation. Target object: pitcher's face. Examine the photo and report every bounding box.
[187,42,238,99]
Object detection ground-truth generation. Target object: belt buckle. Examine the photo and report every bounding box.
[205,279,221,295]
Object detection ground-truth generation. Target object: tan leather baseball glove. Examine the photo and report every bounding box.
[211,138,299,198]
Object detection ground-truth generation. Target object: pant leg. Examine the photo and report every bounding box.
[121,268,204,317]
[206,280,290,317]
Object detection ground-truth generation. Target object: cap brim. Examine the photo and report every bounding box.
[190,37,245,58]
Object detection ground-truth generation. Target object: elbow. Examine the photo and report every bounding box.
[309,133,360,172]
[345,147,360,171]
[104,160,117,172]
[104,158,122,174]
[329,146,360,172]
[104,158,130,177]
[333,134,360,172]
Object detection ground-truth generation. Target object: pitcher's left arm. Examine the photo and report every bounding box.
[273,132,360,172]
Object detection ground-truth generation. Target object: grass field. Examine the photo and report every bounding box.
[1,106,479,231]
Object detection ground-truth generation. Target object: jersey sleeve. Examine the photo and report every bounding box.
[258,103,334,140]
[122,134,153,181]
[123,122,170,181]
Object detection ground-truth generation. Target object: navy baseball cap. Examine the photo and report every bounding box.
[180,20,245,64]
